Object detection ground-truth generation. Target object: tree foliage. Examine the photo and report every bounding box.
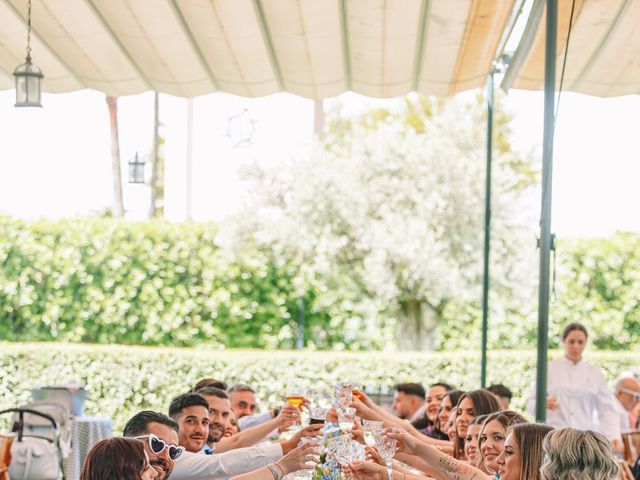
[233,93,538,349]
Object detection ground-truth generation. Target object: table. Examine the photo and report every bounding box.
[63,417,112,480]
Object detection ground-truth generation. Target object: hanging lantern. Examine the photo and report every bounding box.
[14,0,43,108]
[128,152,146,184]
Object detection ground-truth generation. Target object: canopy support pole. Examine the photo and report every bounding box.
[480,70,495,389]
[536,0,557,423]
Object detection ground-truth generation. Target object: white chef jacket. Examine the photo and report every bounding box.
[171,442,283,480]
[526,356,620,440]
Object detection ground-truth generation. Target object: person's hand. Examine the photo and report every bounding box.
[281,424,324,453]
[349,396,380,422]
[350,390,375,409]
[384,428,416,455]
[351,420,366,445]
[365,446,385,466]
[546,395,559,411]
[275,441,320,475]
[276,403,301,430]
[345,460,386,480]
[326,407,339,424]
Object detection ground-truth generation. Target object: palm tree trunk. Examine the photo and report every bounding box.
[106,96,124,217]
[149,92,160,218]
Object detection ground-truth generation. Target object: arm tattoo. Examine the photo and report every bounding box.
[438,455,459,473]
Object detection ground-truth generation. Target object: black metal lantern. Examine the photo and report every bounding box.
[14,0,43,108]
[128,152,146,184]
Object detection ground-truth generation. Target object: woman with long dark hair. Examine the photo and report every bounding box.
[453,390,501,459]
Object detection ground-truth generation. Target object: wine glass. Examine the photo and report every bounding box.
[334,438,366,479]
[337,407,356,434]
[362,419,384,446]
[335,383,353,409]
[308,406,327,425]
[374,433,397,480]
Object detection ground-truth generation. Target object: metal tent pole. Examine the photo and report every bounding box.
[480,70,495,388]
[536,0,557,423]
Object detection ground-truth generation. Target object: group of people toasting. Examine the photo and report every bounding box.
[78,322,637,480]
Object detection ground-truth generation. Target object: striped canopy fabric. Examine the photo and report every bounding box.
[502,0,640,97]
[0,0,515,99]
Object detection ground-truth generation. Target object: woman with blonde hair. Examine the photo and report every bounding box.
[539,428,619,480]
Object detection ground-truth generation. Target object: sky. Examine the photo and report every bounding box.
[0,86,639,238]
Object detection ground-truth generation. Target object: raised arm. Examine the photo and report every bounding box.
[230,442,318,480]
[215,406,298,452]
[386,430,490,480]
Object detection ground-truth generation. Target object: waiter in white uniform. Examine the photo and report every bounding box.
[527,322,622,451]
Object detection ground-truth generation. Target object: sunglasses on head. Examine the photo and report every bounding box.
[134,433,185,461]
[621,388,640,403]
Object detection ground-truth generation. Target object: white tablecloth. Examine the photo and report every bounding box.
[63,417,112,480]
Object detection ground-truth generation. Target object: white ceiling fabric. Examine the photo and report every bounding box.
[502,0,640,97]
[0,0,515,99]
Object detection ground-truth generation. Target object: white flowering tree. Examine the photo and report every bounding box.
[233,93,537,350]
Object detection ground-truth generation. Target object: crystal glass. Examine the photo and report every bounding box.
[375,434,397,480]
[362,419,384,446]
[308,406,327,425]
[337,407,356,434]
[335,383,353,409]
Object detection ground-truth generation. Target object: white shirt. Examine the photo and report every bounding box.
[526,356,620,440]
[238,412,272,430]
[613,395,632,433]
[171,442,283,480]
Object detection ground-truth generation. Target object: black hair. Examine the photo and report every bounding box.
[395,382,426,399]
[430,382,454,391]
[123,410,179,437]
[487,383,513,400]
[168,393,209,419]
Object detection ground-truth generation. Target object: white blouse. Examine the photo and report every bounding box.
[526,356,620,440]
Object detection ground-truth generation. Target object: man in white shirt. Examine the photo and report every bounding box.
[229,384,298,432]
[124,409,321,480]
[613,375,640,433]
[169,393,211,453]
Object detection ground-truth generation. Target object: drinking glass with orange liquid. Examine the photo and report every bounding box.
[285,380,306,429]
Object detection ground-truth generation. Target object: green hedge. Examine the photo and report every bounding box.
[1,343,639,433]
[0,217,359,349]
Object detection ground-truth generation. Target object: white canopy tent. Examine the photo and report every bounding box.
[503,0,640,97]
[0,0,514,99]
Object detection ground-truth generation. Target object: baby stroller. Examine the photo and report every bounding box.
[0,403,68,480]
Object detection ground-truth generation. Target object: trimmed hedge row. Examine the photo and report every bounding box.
[1,343,639,433]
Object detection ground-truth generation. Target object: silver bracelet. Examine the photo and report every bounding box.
[266,464,281,480]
